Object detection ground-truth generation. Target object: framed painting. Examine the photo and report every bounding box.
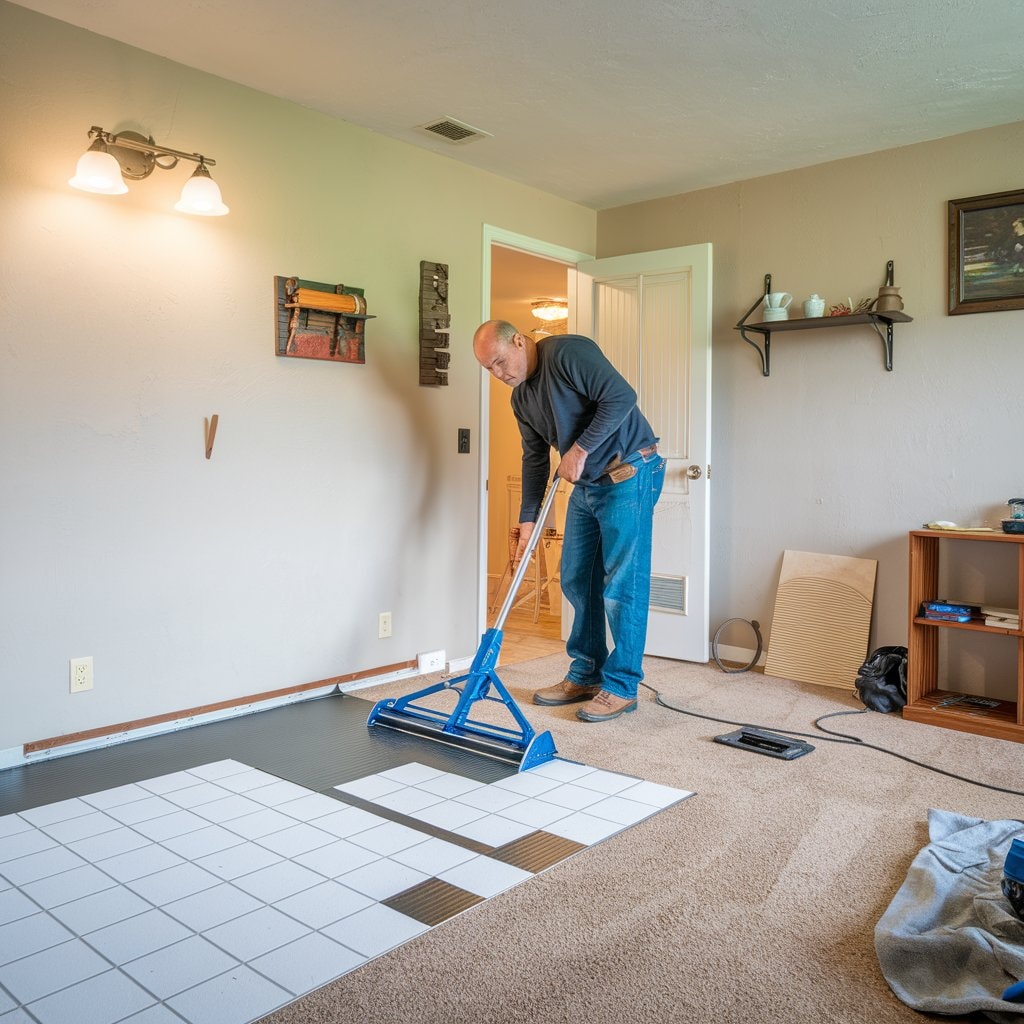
[948,188,1024,315]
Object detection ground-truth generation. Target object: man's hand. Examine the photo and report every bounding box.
[556,442,588,483]
[513,522,535,567]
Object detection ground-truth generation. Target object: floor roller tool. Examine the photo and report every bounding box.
[367,478,561,771]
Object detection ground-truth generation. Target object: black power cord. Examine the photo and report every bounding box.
[641,682,1024,798]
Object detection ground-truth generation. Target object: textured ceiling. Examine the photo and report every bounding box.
[13,0,1024,209]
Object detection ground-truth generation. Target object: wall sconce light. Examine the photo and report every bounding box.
[69,126,229,216]
[531,298,569,321]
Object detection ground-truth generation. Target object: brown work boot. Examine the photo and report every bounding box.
[576,689,638,722]
[533,679,602,706]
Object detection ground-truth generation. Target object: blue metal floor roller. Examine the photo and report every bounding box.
[367,479,560,772]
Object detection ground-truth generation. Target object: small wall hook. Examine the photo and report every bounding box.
[205,414,219,459]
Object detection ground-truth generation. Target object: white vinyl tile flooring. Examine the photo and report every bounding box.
[0,757,692,1024]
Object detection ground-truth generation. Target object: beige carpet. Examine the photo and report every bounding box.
[259,654,1024,1024]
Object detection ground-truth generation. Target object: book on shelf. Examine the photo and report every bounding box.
[984,616,1020,629]
[922,600,982,616]
[979,605,1020,629]
[923,611,974,623]
[980,605,1018,618]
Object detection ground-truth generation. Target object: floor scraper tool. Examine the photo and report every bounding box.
[367,478,561,772]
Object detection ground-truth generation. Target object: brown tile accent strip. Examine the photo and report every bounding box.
[384,877,484,926]
[489,831,585,873]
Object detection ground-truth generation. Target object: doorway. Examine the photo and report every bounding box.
[478,235,712,668]
[485,244,572,665]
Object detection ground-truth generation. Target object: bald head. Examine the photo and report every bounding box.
[472,320,537,387]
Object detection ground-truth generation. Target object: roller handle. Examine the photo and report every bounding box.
[493,477,561,630]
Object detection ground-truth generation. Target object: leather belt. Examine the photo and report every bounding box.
[600,444,658,484]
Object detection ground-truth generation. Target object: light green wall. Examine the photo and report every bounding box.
[0,1,595,752]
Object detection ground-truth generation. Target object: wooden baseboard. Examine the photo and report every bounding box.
[24,659,417,755]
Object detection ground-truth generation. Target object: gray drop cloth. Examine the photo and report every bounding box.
[876,809,1024,1021]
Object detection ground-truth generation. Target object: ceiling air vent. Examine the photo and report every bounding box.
[416,117,492,145]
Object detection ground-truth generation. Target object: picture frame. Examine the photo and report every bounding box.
[948,188,1024,315]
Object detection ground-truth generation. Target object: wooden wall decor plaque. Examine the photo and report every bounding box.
[419,261,450,386]
[275,276,374,363]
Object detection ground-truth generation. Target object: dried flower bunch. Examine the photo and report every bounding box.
[827,296,873,316]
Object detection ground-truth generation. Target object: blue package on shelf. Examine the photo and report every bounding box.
[924,600,981,615]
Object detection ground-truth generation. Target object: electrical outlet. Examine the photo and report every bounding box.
[69,656,93,693]
[417,649,446,673]
[378,611,392,639]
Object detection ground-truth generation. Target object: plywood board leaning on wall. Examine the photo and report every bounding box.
[765,550,878,690]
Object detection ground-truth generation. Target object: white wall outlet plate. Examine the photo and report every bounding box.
[70,656,93,693]
[417,649,446,673]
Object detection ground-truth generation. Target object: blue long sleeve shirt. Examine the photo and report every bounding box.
[511,334,656,522]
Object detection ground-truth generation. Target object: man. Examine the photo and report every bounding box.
[472,320,665,722]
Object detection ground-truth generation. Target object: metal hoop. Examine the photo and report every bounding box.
[711,618,763,673]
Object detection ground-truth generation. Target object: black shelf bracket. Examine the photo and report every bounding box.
[866,317,895,372]
[869,259,896,371]
[737,273,773,376]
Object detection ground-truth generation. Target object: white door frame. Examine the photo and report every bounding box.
[477,225,593,637]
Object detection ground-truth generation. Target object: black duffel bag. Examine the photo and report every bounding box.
[854,645,908,712]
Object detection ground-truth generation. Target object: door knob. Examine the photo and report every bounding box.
[687,464,702,480]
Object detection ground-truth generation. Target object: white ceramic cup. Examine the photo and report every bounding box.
[763,307,789,321]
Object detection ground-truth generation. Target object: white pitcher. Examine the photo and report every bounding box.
[763,292,792,321]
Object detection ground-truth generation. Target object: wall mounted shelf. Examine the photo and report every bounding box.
[736,264,912,376]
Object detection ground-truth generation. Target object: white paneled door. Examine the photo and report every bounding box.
[571,244,712,663]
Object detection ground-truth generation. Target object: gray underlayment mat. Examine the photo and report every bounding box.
[0,757,691,1024]
[875,808,1024,1022]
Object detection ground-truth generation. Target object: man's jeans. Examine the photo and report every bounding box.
[562,448,665,699]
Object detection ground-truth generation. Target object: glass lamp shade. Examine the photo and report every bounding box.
[69,147,128,195]
[175,168,229,216]
[531,300,569,321]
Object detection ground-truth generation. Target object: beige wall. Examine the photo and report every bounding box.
[598,121,1024,681]
[0,2,595,754]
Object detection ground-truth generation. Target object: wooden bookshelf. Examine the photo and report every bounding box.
[904,530,1024,743]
